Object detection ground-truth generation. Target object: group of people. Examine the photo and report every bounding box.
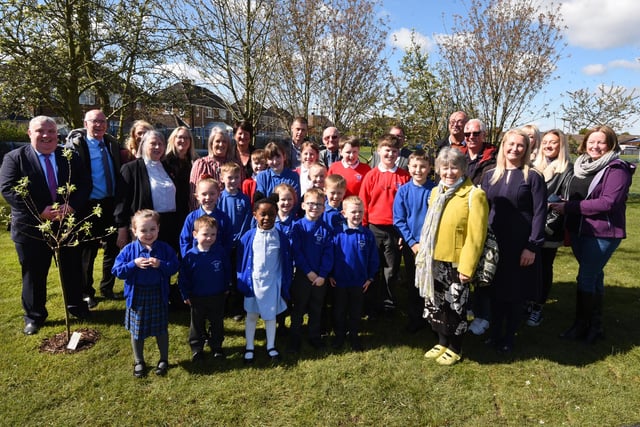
[0,109,634,377]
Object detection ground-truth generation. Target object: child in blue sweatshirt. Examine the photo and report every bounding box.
[179,175,232,258]
[217,162,252,320]
[289,188,334,352]
[179,216,231,362]
[331,196,379,351]
[392,149,435,333]
[323,174,347,232]
[112,209,180,378]
[254,141,301,203]
[273,183,298,242]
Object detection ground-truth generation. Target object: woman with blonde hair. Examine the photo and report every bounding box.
[522,124,541,162]
[481,129,547,352]
[164,126,198,230]
[123,120,153,163]
[527,129,573,326]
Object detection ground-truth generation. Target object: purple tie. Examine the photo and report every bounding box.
[44,155,57,201]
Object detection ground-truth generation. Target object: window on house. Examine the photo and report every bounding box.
[219,109,226,120]
[206,107,213,118]
[79,90,96,105]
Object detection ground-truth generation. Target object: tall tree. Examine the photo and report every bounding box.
[0,0,179,135]
[561,85,640,133]
[437,0,565,143]
[172,0,276,132]
[318,0,391,130]
[391,31,451,147]
[270,0,391,131]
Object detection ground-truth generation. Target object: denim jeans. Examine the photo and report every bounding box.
[570,234,621,294]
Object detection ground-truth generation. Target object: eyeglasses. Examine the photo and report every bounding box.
[306,202,323,208]
[464,131,482,138]
[86,119,106,125]
[324,135,339,140]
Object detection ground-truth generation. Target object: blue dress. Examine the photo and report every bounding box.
[481,168,547,303]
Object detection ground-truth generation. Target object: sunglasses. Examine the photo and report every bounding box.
[464,131,482,137]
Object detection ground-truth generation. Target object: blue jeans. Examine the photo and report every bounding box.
[570,234,621,294]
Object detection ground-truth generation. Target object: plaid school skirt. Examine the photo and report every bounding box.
[125,286,169,340]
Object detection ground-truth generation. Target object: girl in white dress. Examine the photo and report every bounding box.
[236,199,293,363]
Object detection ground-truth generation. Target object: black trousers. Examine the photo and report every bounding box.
[290,270,327,341]
[369,224,402,310]
[401,245,427,328]
[333,286,365,339]
[80,198,118,297]
[16,238,87,325]
[188,294,227,352]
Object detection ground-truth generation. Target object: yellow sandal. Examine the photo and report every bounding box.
[435,349,462,366]
[424,344,447,359]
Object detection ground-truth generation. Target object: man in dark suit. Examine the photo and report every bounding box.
[0,116,90,334]
[66,109,122,306]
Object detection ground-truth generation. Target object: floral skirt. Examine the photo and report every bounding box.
[423,261,470,336]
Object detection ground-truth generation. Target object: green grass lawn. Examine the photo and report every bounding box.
[0,159,639,426]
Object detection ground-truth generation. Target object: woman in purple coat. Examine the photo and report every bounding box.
[481,129,547,352]
[550,125,635,344]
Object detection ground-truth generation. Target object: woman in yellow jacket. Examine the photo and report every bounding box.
[415,147,488,365]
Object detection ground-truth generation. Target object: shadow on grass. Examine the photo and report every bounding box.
[358,280,640,367]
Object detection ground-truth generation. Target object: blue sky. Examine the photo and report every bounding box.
[381,0,640,134]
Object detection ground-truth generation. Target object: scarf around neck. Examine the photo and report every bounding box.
[415,176,465,301]
[573,151,618,179]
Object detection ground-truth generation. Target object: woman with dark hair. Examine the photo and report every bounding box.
[232,120,254,179]
[115,131,179,252]
[164,126,197,233]
[550,125,635,344]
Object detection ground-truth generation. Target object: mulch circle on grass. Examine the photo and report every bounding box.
[39,328,100,354]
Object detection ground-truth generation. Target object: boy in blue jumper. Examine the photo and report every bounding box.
[323,174,347,232]
[393,149,435,333]
[179,175,232,258]
[179,216,231,361]
[331,196,379,351]
[289,188,334,352]
[217,162,252,320]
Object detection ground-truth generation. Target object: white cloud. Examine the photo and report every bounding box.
[389,28,434,54]
[608,59,640,71]
[560,0,640,49]
[582,64,606,75]
[582,59,640,76]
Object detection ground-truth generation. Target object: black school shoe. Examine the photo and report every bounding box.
[155,360,169,376]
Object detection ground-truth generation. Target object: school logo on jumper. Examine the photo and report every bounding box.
[356,174,362,181]
[212,260,222,271]
[396,182,402,190]
[358,239,366,249]
[236,200,244,213]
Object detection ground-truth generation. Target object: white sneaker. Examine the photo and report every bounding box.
[527,309,543,327]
